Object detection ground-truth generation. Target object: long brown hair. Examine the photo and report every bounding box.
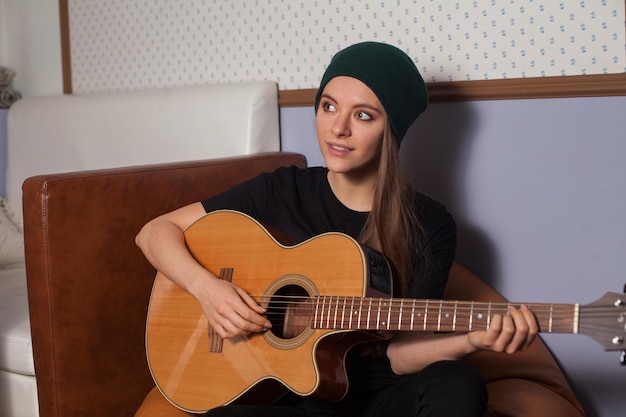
[359,123,425,297]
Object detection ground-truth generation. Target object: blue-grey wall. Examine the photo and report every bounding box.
[281,95,626,417]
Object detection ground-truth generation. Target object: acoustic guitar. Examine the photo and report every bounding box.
[145,210,626,413]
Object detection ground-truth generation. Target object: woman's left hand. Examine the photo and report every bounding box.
[387,304,540,375]
[467,304,539,354]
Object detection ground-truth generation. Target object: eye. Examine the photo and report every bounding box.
[357,111,372,121]
[323,102,337,112]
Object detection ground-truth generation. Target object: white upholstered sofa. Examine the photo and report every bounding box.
[0,81,281,417]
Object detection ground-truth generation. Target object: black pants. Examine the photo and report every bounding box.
[203,360,487,417]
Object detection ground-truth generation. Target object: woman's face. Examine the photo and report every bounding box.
[316,76,386,180]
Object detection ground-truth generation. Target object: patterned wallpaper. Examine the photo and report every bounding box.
[68,0,626,93]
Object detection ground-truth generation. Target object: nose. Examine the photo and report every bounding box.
[332,113,351,137]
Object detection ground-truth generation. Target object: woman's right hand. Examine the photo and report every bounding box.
[136,202,272,340]
[192,275,272,339]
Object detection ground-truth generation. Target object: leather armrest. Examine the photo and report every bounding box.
[23,152,306,417]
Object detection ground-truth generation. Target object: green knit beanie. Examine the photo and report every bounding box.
[314,42,428,145]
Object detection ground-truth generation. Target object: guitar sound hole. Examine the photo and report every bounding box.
[266,284,312,340]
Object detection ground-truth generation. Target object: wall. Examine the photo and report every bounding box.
[0,0,64,194]
[0,0,63,96]
[281,96,626,417]
[67,0,624,93]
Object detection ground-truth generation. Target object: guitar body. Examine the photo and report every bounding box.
[146,210,388,413]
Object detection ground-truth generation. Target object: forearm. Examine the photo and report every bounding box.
[135,205,217,297]
[386,332,476,375]
[135,206,271,338]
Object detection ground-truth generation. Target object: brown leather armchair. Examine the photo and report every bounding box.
[23,152,584,417]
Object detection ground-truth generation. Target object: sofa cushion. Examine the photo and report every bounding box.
[0,370,38,417]
[0,264,33,375]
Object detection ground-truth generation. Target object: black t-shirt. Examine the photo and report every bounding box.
[201,165,456,300]
[200,165,458,402]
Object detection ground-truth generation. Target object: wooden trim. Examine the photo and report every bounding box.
[278,88,320,108]
[278,72,626,107]
[59,0,72,94]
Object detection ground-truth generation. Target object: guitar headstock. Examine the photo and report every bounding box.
[579,291,626,358]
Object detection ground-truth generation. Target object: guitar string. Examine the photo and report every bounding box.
[258,297,626,333]
[255,296,621,316]
[258,297,623,331]
[263,314,620,335]
[256,297,591,311]
[255,295,574,310]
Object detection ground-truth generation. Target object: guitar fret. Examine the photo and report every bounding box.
[327,296,332,328]
[315,297,323,328]
[423,299,429,331]
[453,301,458,331]
[437,300,443,331]
[548,304,553,333]
[333,296,339,328]
[367,299,373,329]
[410,299,416,330]
[340,296,347,329]
[438,301,450,331]
[469,302,474,331]
[323,296,329,328]
[398,299,404,330]
[487,302,492,330]
[386,300,392,330]
[377,299,382,329]
[573,304,580,334]
[314,298,319,328]
[349,297,355,329]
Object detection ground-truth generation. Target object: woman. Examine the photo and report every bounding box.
[136,42,538,417]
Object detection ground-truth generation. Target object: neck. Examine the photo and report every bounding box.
[327,171,376,212]
[305,296,579,334]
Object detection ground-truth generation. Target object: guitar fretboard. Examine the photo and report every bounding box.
[309,296,579,334]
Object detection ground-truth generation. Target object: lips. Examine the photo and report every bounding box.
[327,142,354,155]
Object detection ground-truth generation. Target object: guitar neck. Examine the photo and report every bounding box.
[309,296,579,334]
